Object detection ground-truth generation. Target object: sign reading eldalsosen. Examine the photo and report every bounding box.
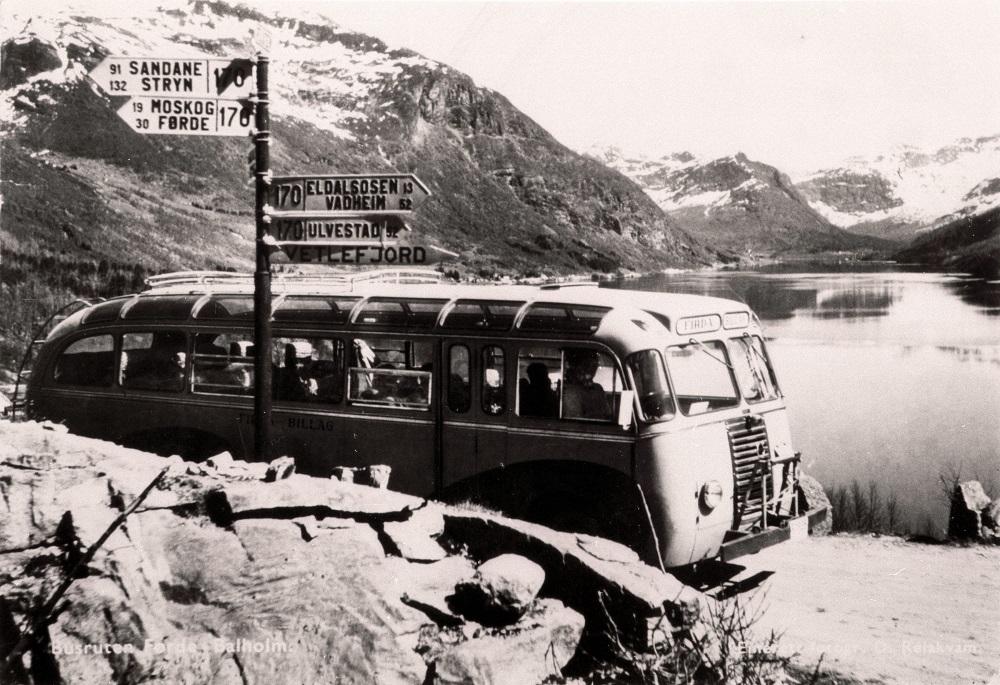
[267,174,431,265]
[269,174,430,213]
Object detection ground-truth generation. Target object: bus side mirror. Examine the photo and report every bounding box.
[618,390,635,429]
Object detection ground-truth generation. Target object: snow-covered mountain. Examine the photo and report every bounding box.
[1,0,715,292]
[794,135,1000,238]
[590,147,887,256]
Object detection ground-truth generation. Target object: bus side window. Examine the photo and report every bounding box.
[53,334,115,387]
[482,346,505,415]
[121,332,186,393]
[349,338,433,409]
[192,333,253,395]
[561,348,621,422]
[447,344,471,413]
[273,337,345,404]
[517,346,560,418]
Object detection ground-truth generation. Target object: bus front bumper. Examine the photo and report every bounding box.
[718,505,828,562]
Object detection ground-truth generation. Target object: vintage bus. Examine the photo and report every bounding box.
[23,269,825,567]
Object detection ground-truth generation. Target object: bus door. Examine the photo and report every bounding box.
[507,343,634,483]
[440,341,509,489]
[342,335,438,496]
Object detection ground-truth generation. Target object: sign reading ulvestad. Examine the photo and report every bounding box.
[89,57,254,98]
[269,174,430,213]
[115,97,253,136]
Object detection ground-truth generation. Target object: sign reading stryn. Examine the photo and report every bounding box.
[90,57,254,98]
[269,174,430,214]
[116,97,253,136]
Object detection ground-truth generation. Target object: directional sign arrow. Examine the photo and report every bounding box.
[90,56,254,98]
[116,97,253,136]
[269,174,431,214]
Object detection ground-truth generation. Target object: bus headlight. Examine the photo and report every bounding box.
[700,481,724,511]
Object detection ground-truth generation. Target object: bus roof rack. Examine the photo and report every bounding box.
[144,268,446,293]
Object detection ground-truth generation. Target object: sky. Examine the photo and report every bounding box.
[7,0,1000,175]
[317,1,1000,175]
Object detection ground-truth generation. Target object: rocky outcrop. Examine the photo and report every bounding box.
[948,480,997,541]
[1,421,701,683]
[798,473,832,536]
[0,39,62,90]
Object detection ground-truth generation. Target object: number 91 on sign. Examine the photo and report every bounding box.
[115,97,253,136]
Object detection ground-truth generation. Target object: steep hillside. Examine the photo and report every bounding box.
[795,134,1000,240]
[594,148,888,257]
[0,1,714,280]
[895,206,1000,278]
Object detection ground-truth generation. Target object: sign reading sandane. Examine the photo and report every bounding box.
[269,174,430,213]
[90,57,254,98]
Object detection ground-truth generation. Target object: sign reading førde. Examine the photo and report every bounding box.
[269,174,430,213]
[89,57,254,98]
[115,97,253,136]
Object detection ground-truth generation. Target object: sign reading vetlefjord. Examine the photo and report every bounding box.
[89,57,254,98]
[269,174,430,213]
[115,97,253,136]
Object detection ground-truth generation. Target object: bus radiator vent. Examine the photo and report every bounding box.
[726,415,770,531]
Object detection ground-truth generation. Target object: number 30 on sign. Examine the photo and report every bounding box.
[116,97,253,136]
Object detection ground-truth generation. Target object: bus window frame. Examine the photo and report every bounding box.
[119,330,190,394]
[51,332,118,389]
[663,338,742,416]
[513,341,630,427]
[346,335,436,412]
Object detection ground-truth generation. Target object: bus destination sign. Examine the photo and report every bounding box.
[90,57,254,98]
[269,174,431,214]
[115,97,253,136]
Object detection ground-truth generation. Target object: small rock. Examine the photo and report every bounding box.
[453,554,545,626]
[205,452,234,470]
[360,464,392,489]
[40,421,68,433]
[331,466,356,483]
[982,498,1000,534]
[949,480,992,540]
[264,456,296,482]
[432,599,584,685]
[384,508,448,563]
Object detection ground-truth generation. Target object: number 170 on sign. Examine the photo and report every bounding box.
[115,97,253,136]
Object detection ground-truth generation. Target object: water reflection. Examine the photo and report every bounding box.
[609,266,1000,535]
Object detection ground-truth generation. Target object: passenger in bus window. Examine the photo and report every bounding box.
[275,343,315,401]
[562,350,611,420]
[123,332,186,392]
[519,362,558,418]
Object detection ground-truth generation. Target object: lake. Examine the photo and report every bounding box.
[613,264,1000,535]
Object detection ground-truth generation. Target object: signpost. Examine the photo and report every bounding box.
[90,51,431,462]
[89,57,254,98]
[115,97,252,136]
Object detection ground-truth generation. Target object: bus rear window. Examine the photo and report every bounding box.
[665,341,739,415]
[53,335,114,387]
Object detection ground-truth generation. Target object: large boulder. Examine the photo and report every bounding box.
[432,598,584,685]
[948,480,992,540]
[798,473,832,536]
[980,497,1000,543]
[452,554,546,625]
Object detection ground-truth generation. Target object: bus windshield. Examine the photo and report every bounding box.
[726,334,781,402]
[664,340,740,415]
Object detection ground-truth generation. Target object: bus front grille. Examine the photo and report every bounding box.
[726,416,770,531]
